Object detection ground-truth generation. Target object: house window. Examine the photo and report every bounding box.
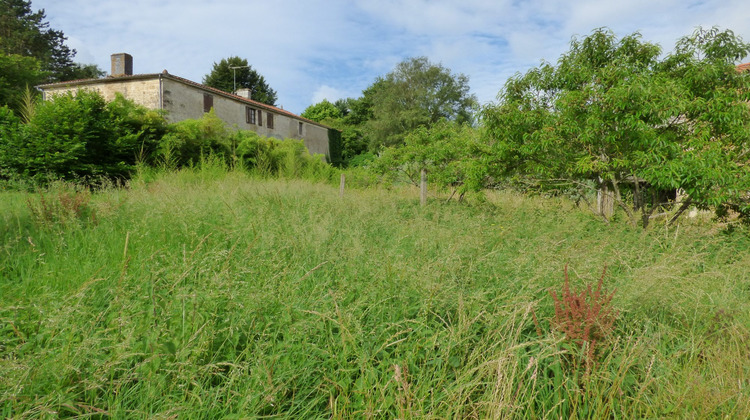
[203,94,213,112]
[246,106,256,124]
[267,113,274,129]
[298,122,303,136]
[258,110,263,127]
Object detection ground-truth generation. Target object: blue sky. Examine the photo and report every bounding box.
[34,0,750,115]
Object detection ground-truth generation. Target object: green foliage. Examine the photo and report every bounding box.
[202,56,277,106]
[14,90,116,180]
[302,98,369,164]
[375,121,487,199]
[106,93,169,164]
[299,58,477,163]
[235,130,333,180]
[0,0,71,79]
[157,109,232,168]
[17,84,38,123]
[0,0,101,83]
[0,53,42,109]
[483,27,750,226]
[301,99,342,122]
[0,1,104,110]
[0,105,23,179]
[63,62,105,80]
[367,57,477,150]
[327,128,343,167]
[0,90,167,183]
[347,151,376,168]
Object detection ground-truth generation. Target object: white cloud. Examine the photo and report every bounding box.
[31,0,750,114]
[311,85,353,105]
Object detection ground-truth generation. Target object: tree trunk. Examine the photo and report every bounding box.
[597,182,615,221]
[420,169,427,207]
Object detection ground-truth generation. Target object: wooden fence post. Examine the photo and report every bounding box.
[420,169,427,206]
[339,173,345,198]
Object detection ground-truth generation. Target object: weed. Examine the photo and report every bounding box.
[26,186,96,228]
[549,265,617,378]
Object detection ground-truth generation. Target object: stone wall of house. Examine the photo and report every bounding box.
[162,78,330,157]
[42,78,161,110]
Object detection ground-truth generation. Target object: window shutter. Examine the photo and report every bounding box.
[203,94,213,112]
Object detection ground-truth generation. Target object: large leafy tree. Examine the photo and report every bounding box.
[483,27,750,227]
[203,56,278,106]
[0,0,83,81]
[0,0,104,109]
[0,53,42,108]
[366,57,477,150]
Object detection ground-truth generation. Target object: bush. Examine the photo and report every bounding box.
[157,109,232,168]
[0,106,23,180]
[236,131,333,180]
[0,91,168,184]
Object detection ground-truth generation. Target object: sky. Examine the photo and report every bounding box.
[33,0,750,115]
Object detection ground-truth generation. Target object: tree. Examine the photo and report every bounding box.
[0,0,104,110]
[203,56,278,106]
[60,62,106,81]
[366,57,477,150]
[301,99,342,122]
[1,0,74,81]
[482,27,750,227]
[0,53,42,108]
[374,120,487,201]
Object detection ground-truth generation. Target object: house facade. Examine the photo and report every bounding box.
[37,54,331,158]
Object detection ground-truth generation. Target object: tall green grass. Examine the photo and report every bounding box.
[1,166,748,418]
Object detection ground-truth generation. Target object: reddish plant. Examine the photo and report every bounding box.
[27,190,95,228]
[550,264,617,376]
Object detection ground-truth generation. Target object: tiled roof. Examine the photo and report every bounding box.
[737,62,750,72]
[37,72,329,129]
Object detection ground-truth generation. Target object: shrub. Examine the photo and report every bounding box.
[1,91,168,184]
[157,109,232,168]
[236,131,333,180]
[0,106,23,180]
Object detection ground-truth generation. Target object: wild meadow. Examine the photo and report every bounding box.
[1,164,748,418]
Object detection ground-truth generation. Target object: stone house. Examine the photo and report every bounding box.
[37,53,331,158]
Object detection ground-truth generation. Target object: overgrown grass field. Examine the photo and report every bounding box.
[1,168,749,418]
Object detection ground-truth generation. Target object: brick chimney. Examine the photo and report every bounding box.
[235,88,252,99]
[111,53,133,77]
